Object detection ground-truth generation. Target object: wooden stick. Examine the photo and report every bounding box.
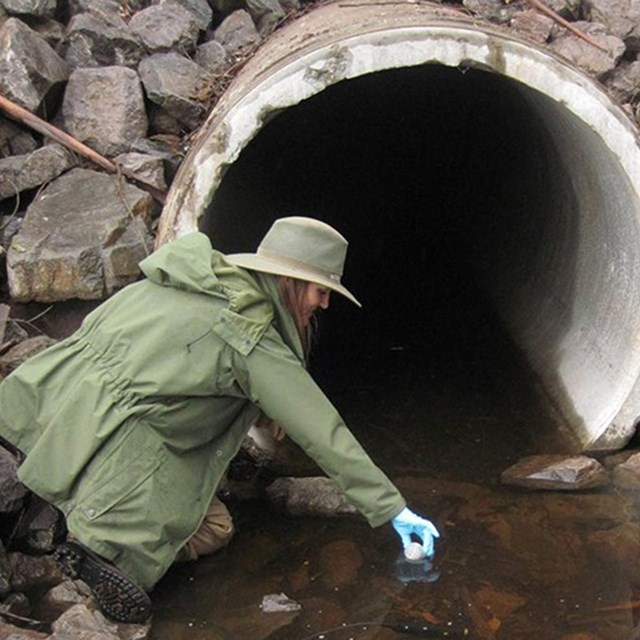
[0,93,168,204]
[526,0,609,53]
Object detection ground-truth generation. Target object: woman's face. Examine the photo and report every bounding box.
[301,283,331,327]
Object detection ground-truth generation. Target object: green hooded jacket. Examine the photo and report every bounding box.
[0,232,405,590]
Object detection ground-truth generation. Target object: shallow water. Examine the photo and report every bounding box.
[149,300,640,640]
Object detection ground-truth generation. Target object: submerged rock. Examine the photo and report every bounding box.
[266,476,357,517]
[611,451,640,489]
[500,454,610,490]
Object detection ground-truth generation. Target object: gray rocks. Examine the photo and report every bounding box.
[63,66,148,158]
[500,454,610,490]
[195,39,230,73]
[129,3,200,54]
[0,18,69,112]
[0,118,38,158]
[63,12,146,70]
[548,21,626,77]
[159,0,214,31]
[0,143,77,201]
[7,168,153,302]
[0,0,56,18]
[611,451,640,489]
[213,9,260,58]
[0,335,57,378]
[584,0,640,51]
[139,52,210,129]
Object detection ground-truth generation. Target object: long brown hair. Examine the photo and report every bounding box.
[276,276,314,359]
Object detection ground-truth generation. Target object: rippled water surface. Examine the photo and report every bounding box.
[149,296,640,640]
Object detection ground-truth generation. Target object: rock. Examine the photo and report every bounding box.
[0,539,12,598]
[158,0,213,31]
[0,118,38,158]
[1,589,31,616]
[260,592,302,613]
[208,0,244,17]
[318,539,362,586]
[44,579,95,619]
[66,0,124,22]
[53,603,152,639]
[510,9,554,44]
[62,66,148,158]
[195,40,229,74]
[7,168,153,302]
[63,12,146,70]
[30,17,66,48]
[0,18,69,112]
[114,152,168,191]
[584,0,640,51]
[548,21,626,77]
[500,454,610,490]
[8,552,61,592]
[462,0,525,25]
[0,335,57,377]
[0,143,77,201]
[266,476,357,517]
[12,496,66,553]
[213,9,260,58]
[0,0,57,18]
[586,523,640,587]
[245,0,285,37]
[138,52,209,129]
[0,445,28,513]
[611,451,640,489]
[603,60,640,103]
[0,622,47,639]
[129,3,200,54]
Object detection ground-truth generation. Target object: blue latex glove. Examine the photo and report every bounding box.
[391,507,440,557]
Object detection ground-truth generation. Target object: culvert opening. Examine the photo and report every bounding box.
[160,6,640,454]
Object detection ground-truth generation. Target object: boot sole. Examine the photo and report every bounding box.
[55,541,152,624]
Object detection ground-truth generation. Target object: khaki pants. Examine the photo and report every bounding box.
[180,495,235,562]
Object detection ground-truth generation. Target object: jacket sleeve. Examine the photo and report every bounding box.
[235,327,406,528]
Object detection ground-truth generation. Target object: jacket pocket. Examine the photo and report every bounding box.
[74,428,165,521]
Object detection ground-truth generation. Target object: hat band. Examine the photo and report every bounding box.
[257,247,342,284]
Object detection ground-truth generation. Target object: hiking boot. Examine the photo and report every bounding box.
[54,541,152,624]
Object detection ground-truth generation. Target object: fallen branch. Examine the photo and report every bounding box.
[523,0,609,53]
[0,93,168,205]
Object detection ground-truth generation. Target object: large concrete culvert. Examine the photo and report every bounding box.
[158,1,640,452]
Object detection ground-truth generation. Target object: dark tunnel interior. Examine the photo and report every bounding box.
[202,64,573,464]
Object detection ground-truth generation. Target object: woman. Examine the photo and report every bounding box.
[0,216,439,624]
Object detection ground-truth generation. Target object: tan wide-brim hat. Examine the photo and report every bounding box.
[226,216,361,307]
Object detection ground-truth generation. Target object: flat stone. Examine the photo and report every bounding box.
[49,604,121,639]
[63,12,146,69]
[138,52,209,129]
[129,3,200,54]
[266,476,357,516]
[549,21,626,77]
[0,18,69,112]
[213,9,260,58]
[500,454,610,490]
[62,66,148,157]
[0,143,77,201]
[7,168,153,303]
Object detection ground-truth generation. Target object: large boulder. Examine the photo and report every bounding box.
[7,167,154,302]
[62,66,148,158]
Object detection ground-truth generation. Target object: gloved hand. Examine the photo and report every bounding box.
[391,507,440,557]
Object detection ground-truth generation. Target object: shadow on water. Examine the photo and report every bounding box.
[150,274,640,640]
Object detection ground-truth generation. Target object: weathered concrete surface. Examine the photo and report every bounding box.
[7,168,153,302]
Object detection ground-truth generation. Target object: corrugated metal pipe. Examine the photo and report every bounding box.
[158,0,640,452]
